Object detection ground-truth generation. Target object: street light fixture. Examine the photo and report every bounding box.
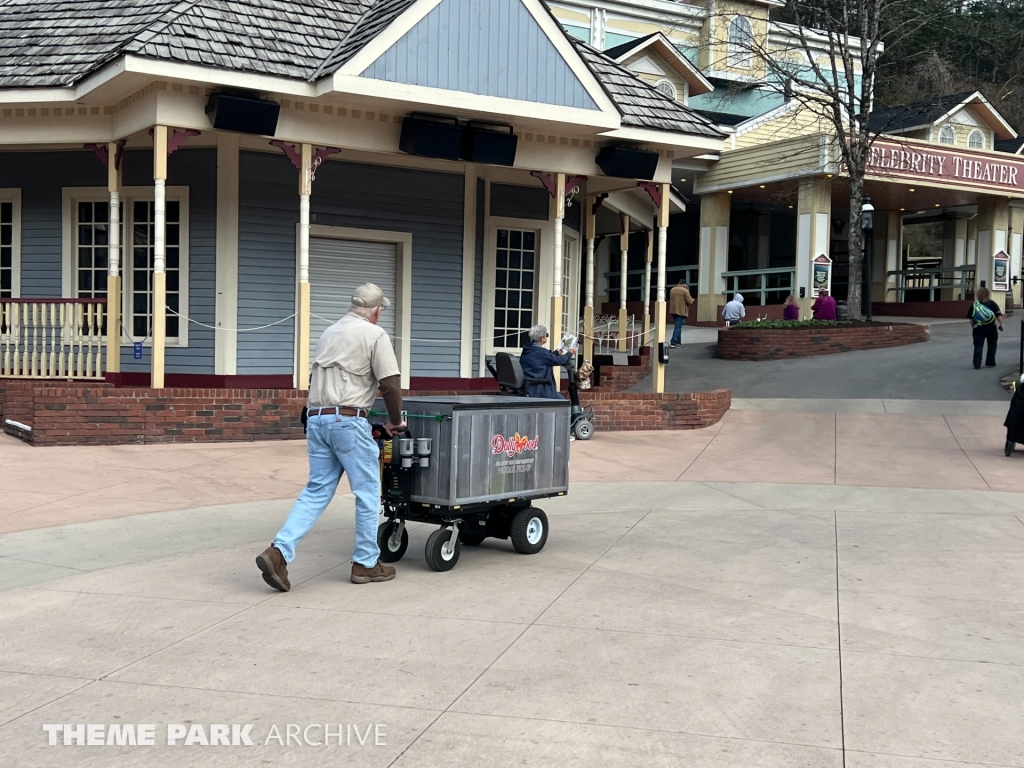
[862,196,875,323]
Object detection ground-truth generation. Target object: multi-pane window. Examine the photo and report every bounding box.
[493,228,536,348]
[968,129,985,149]
[0,202,12,298]
[131,199,181,339]
[938,125,956,144]
[76,201,112,301]
[562,235,574,336]
[728,17,753,69]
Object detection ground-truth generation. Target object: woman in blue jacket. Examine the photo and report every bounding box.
[520,325,573,399]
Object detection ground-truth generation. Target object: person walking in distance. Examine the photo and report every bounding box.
[256,283,406,591]
[669,279,694,348]
[967,286,1004,369]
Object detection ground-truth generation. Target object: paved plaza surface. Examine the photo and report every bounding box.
[658,316,1022,400]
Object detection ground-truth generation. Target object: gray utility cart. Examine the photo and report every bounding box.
[372,395,571,572]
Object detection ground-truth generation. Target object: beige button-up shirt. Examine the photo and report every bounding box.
[307,312,401,409]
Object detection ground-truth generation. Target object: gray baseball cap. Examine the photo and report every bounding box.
[351,283,391,309]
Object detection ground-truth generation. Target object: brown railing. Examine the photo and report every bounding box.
[0,299,107,379]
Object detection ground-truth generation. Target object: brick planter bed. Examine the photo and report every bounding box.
[579,389,731,431]
[716,321,929,361]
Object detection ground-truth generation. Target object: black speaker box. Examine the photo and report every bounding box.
[595,145,660,180]
[399,116,463,160]
[205,93,281,136]
[461,125,518,166]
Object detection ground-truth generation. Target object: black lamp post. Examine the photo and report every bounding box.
[862,196,875,322]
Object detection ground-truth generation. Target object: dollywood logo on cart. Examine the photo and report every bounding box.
[491,432,540,457]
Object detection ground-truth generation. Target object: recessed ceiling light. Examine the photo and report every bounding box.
[788,205,793,209]
[759,184,766,188]
[900,208,905,211]
[935,203,941,208]
[681,178,687,182]
[908,188,915,192]
[727,190,733,194]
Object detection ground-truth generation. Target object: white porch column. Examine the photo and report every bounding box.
[215,132,240,375]
[550,172,566,350]
[976,198,1010,311]
[106,142,122,374]
[1011,206,1023,307]
[152,125,168,389]
[642,228,652,350]
[297,143,312,390]
[583,196,596,361]
[885,211,902,303]
[795,178,831,316]
[697,192,730,322]
[618,213,629,351]
[653,184,669,393]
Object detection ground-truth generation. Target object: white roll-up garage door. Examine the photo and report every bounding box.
[308,237,397,364]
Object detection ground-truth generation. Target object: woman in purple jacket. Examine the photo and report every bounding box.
[782,295,799,321]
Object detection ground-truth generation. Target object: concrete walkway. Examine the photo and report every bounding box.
[1,410,1023,767]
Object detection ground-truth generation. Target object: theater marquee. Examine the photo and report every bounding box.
[866,139,1024,193]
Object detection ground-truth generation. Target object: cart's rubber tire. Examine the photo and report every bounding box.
[458,528,487,546]
[509,507,548,555]
[377,520,408,563]
[573,419,594,441]
[1006,440,1015,457]
[425,528,461,571]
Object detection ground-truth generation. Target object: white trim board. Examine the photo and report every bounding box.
[460,170,478,378]
[215,132,239,375]
[0,188,22,298]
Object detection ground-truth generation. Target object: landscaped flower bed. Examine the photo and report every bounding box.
[717,320,929,360]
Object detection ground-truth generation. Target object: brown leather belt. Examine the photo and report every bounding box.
[306,406,368,418]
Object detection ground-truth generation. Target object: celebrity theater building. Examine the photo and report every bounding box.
[546,1,1024,320]
[0,0,729,443]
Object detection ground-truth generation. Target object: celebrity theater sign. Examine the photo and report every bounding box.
[866,139,1024,193]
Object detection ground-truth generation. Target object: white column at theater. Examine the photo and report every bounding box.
[550,172,566,350]
[652,184,669,393]
[976,198,1010,310]
[885,212,902,304]
[583,196,596,362]
[297,143,312,390]
[617,213,629,351]
[106,142,122,374]
[795,178,831,317]
[756,214,770,270]
[151,125,168,389]
[1010,206,1024,307]
[696,192,730,322]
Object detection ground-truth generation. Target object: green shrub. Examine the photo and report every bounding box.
[727,319,852,330]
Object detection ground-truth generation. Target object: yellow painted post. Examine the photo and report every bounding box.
[696,192,731,322]
[583,197,596,362]
[297,143,313,391]
[653,184,669,394]
[618,213,629,351]
[977,198,1010,312]
[550,172,566,350]
[106,142,122,374]
[152,125,168,389]
[1010,206,1023,308]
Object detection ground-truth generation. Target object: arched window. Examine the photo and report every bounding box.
[728,17,753,69]
[938,125,956,144]
[654,79,677,101]
[968,129,985,149]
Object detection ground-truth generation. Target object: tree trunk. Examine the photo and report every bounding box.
[847,176,864,318]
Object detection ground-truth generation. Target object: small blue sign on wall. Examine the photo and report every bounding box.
[133,342,143,360]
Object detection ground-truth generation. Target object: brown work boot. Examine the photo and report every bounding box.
[256,545,291,592]
[351,561,396,584]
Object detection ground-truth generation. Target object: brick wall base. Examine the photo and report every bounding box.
[3,378,731,446]
[717,322,929,361]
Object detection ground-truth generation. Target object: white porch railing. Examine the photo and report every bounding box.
[592,314,643,354]
[0,300,107,379]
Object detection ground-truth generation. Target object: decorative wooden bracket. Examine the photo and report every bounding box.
[269,140,302,170]
[84,139,127,169]
[592,193,609,216]
[532,171,589,198]
[148,128,201,155]
[637,181,661,208]
[310,146,342,181]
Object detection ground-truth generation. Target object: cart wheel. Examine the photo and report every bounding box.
[458,528,487,546]
[377,520,408,563]
[425,528,461,572]
[510,507,548,555]
[573,419,594,441]
[1006,440,1016,457]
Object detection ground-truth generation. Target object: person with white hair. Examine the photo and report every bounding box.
[256,283,406,592]
[722,292,746,326]
[520,324,573,399]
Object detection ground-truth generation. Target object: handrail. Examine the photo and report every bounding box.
[721,267,796,305]
[886,264,976,302]
[603,265,699,278]
[0,299,107,379]
[720,267,797,277]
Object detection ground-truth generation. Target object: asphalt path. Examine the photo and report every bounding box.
[651,318,1022,400]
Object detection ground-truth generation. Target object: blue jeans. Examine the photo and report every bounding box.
[671,315,686,345]
[274,414,381,568]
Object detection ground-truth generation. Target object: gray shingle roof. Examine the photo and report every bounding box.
[571,40,723,138]
[0,0,724,140]
[995,137,1024,155]
[867,92,978,134]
